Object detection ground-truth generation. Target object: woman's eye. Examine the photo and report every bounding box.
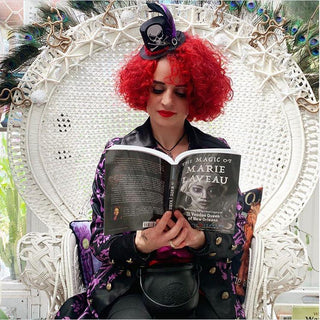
[151,84,165,94]
[192,186,202,193]
[152,88,164,94]
[175,91,187,98]
[175,88,187,98]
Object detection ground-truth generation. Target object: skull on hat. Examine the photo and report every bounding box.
[147,24,168,51]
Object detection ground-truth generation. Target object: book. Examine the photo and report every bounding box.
[104,145,241,235]
[292,305,319,320]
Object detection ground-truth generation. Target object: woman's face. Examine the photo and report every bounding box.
[146,58,189,130]
[114,207,119,216]
[188,181,220,210]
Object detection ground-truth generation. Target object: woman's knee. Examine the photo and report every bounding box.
[104,294,152,319]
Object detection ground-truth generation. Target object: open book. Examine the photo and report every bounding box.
[104,145,241,235]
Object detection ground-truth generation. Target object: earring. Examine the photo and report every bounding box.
[185,195,192,206]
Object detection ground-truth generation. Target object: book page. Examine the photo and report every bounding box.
[174,152,241,234]
[108,145,174,163]
[106,145,239,164]
[104,149,171,234]
[175,147,240,163]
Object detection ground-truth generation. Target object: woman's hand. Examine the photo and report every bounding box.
[135,211,185,254]
[167,210,205,250]
[135,210,205,253]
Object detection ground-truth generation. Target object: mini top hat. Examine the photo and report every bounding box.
[140,2,185,60]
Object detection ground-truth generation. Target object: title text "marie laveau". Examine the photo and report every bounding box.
[182,163,228,184]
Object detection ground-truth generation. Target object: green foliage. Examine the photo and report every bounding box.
[0,309,9,320]
[0,134,26,279]
[284,1,318,21]
[290,221,318,273]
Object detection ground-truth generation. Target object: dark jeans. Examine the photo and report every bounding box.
[103,293,219,319]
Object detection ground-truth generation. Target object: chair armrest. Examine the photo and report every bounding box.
[17,232,66,319]
[61,229,86,298]
[245,232,308,319]
[244,234,263,319]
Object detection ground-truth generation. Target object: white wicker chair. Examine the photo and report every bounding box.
[7,3,318,319]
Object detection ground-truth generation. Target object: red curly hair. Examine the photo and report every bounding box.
[116,33,233,122]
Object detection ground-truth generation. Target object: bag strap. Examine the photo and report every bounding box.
[139,263,196,273]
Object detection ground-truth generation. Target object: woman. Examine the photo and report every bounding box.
[56,3,246,319]
[179,178,228,212]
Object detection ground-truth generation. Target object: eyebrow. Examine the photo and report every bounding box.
[153,80,187,88]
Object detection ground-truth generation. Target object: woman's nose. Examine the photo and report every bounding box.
[200,190,207,199]
[161,89,174,107]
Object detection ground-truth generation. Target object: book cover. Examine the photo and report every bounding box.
[292,305,319,320]
[104,145,241,235]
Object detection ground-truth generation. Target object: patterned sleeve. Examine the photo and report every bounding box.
[90,138,150,266]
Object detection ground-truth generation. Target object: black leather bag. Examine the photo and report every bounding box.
[138,263,200,315]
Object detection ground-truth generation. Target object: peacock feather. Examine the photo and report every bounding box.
[0,44,39,102]
[222,0,318,99]
[0,0,319,107]
[68,0,104,16]
[283,4,319,98]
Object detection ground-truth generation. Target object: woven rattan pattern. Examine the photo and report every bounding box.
[8,4,318,319]
[17,233,66,318]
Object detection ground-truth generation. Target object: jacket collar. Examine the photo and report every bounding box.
[121,118,229,149]
[121,118,156,148]
[121,117,204,149]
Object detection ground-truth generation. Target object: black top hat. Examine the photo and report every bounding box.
[140,2,185,60]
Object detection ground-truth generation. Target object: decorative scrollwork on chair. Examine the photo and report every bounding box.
[17,233,66,318]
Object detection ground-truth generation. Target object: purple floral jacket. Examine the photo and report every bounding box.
[55,119,246,319]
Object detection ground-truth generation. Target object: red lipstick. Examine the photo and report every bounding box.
[158,110,175,118]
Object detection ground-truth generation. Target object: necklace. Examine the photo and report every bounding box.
[154,132,185,158]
